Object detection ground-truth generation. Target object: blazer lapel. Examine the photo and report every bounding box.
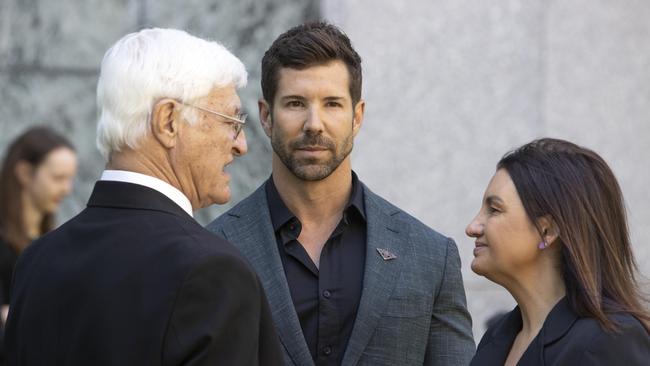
[341,187,406,366]
[471,308,520,366]
[474,298,578,366]
[534,297,577,365]
[220,186,314,366]
[517,297,577,365]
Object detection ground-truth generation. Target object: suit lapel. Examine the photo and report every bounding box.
[341,187,406,366]
[220,186,314,366]
[472,308,521,366]
[473,299,577,366]
[518,297,577,365]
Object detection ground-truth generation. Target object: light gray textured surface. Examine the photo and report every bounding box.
[544,0,650,269]
[323,0,650,342]
[0,0,318,224]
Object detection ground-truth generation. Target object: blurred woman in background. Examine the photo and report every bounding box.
[466,138,649,365]
[0,126,77,323]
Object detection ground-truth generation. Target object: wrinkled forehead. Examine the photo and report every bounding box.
[198,84,242,112]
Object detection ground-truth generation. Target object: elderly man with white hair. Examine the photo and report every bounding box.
[5,28,283,365]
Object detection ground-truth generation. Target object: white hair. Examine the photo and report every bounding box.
[96,28,247,160]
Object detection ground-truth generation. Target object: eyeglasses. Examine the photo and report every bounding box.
[181,103,247,140]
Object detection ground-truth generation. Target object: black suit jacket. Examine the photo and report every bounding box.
[5,181,282,365]
[471,297,650,365]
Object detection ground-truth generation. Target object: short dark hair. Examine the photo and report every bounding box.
[498,138,649,332]
[261,21,363,108]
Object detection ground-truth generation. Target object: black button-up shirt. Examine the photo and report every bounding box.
[266,173,367,366]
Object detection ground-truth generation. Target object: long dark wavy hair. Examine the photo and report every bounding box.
[498,138,649,332]
[0,126,74,252]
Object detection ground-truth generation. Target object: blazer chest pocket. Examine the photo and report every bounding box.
[382,294,430,318]
[364,295,432,364]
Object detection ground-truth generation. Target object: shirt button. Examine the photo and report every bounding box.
[322,290,331,299]
[323,346,332,355]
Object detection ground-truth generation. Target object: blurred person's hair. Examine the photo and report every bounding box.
[96,28,247,160]
[0,126,74,251]
[261,21,363,108]
[498,138,650,332]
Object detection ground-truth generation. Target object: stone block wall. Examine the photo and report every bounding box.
[0,0,318,224]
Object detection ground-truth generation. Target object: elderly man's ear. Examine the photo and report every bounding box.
[151,99,181,148]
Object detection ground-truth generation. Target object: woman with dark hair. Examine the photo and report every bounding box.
[466,138,650,365]
[0,126,77,322]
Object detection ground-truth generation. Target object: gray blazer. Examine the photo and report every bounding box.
[207,182,475,365]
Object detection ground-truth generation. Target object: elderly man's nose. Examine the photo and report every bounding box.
[233,130,248,156]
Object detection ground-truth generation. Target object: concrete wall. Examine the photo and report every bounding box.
[323,0,650,341]
[0,0,318,224]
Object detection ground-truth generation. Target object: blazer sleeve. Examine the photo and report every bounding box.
[162,254,282,366]
[577,318,650,365]
[424,238,476,366]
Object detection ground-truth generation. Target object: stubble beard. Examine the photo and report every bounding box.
[271,132,354,181]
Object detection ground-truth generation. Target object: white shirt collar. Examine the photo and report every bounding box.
[99,170,194,217]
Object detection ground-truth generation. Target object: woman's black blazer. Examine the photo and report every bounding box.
[471,297,650,365]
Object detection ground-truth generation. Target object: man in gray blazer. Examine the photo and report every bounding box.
[208,22,474,366]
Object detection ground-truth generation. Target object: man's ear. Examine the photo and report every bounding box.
[258,99,273,138]
[151,99,180,149]
[14,160,34,187]
[352,99,365,137]
[538,215,560,246]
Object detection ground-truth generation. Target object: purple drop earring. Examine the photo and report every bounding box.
[538,241,548,250]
